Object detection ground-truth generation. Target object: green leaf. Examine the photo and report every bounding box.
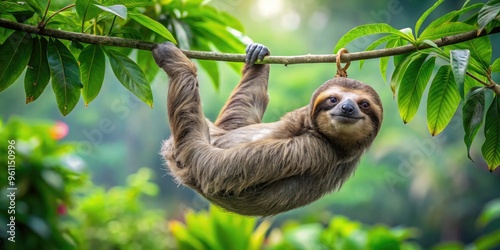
[171,18,191,50]
[102,0,151,7]
[79,45,105,106]
[390,53,424,97]
[427,65,460,136]
[129,12,177,43]
[359,35,396,69]
[137,50,160,83]
[445,35,491,72]
[431,242,464,250]
[95,4,127,19]
[105,48,153,107]
[334,23,411,53]
[473,230,500,250]
[415,0,445,37]
[47,39,83,116]
[75,0,102,22]
[194,22,245,53]
[420,22,476,41]
[464,73,485,98]
[478,199,500,227]
[169,220,207,250]
[450,49,470,99]
[0,2,34,13]
[198,60,219,90]
[192,40,220,89]
[392,38,409,67]
[0,31,32,92]
[419,3,483,36]
[191,23,244,73]
[478,0,500,33]
[25,37,50,104]
[379,38,402,82]
[482,95,500,171]
[25,0,48,17]
[491,57,500,72]
[399,27,414,41]
[397,56,435,123]
[0,14,16,45]
[463,87,486,161]
[422,39,438,48]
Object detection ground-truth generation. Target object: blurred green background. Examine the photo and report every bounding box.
[1,0,500,249]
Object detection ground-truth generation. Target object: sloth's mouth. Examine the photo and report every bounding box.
[331,115,363,123]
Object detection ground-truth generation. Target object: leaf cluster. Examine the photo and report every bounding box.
[335,0,500,171]
[0,118,87,250]
[0,0,246,115]
[169,205,270,250]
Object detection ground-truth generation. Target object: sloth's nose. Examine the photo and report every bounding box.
[341,103,355,115]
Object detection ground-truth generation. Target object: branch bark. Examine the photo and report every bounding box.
[0,18,499,65]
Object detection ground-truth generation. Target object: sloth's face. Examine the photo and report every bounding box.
[312,85,383,142]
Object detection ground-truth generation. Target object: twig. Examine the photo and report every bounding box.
[0,18,499,65]
[40,4,76,28]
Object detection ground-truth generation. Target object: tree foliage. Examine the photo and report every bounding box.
[335,0,500,171]
[0,0,246,110]
[0,0,499,170]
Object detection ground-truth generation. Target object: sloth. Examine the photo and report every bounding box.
[152,42,383,216]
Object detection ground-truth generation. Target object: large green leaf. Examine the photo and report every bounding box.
[137,49,160,83]
[0,14,16,45]
[462,87,486,161]
[478,0,500,33]
[192,39,220,89]
[478,199,500,227]
[450,49,470,99]
[358,35,395,70]
[102,0,151,7]
[491,57,500,72]
[427,65,460,136]
[198,60,219,90]
[397,56,435,123]
[334,23,412,53]
[419,3,483,38]
[390,53,419,96]
[171,18,191,50]
[378,45,392,82]
[482,95,500,172]
[25,37,50,104]
[419,22,476,41]
[47,39,83,116]
[392,37,409,67]
[0,31,32,92]
[25,0,48,17]
[129,12,177,43]
[95,4,127,19]
[445,35,491,72]
[187,4,245,33]
[464,73,486,99]
[0,1,34,13]
[191,24,244,73]
[193,21,245,53]
[79,45,105,106]
[415,0,445,37]
[105,48,153,107]
[75,0,102,22]
[169,220,207,250]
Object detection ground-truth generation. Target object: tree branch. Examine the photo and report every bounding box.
[0,18,499,65]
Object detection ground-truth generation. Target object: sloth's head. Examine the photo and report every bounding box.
[310,78,383,145]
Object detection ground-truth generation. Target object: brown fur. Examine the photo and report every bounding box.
[153,42,383,216]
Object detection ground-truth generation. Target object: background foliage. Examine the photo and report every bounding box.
[1,0,500,249]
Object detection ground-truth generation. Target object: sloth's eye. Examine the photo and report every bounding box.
[328,97,338,104]
[360,101,370,109]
